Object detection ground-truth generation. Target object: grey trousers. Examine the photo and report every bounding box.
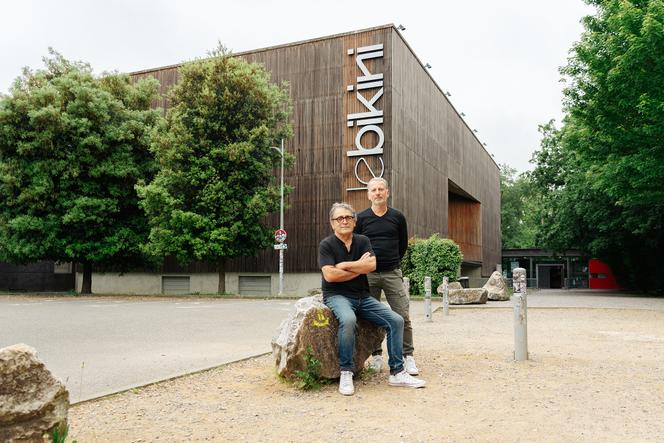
[367,269,414,356]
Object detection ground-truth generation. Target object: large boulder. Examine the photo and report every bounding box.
[0,344,69,442]
[272,295,385,379]
[483,271,510,301]
[436,281,462,293]
[437,286,488,304]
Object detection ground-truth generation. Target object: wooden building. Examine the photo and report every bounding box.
[501,249,620,290]
[87,24,500,295]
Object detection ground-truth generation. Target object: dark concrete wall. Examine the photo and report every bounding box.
[0,261,74,292]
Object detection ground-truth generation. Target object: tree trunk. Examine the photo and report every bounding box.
[81,261,92,294]
[217,258,226,295]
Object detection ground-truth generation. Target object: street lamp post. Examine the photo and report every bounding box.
[272,139,285,296]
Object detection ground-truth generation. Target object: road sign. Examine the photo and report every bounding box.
[274,243,288,250]
[275,229,287,243]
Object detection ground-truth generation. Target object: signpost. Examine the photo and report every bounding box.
[274,229,287,251]
[274,225,288,297]
[272,140,285,296]
[274,226,287,295]
[275,229,287,243]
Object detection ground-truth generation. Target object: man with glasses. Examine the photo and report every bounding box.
[355,177,419,376]
[319,202,426,396]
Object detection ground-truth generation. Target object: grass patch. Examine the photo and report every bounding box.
[50,423,77,443]
[293,346,330,391]
[358,365,379,381]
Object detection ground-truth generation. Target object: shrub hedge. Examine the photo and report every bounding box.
[401,234,462,296]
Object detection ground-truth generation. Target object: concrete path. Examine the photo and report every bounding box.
[0,296,294,403]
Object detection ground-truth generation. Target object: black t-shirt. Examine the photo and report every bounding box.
[318,233,374,298]
[354,207,408,272]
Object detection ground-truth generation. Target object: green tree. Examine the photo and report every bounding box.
[532,0,664,290]
[562,0,664,213]
[500,163,540,248]
[0,50,162,293]
[136,46,293,294]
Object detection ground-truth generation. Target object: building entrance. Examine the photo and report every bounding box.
[537,264,564,289]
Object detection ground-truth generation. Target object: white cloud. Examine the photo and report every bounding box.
[1,0,595,172]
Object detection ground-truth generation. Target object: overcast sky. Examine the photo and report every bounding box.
[1,0,596,172]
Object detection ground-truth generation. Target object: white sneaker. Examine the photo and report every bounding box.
[368,354,383,372]
[404,355,419,375]
[339,370,354,396]
[388,369,426,388]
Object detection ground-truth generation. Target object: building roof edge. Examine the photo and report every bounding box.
[390,27,499,170]
[129,24,499,171]
[130,24,396,76]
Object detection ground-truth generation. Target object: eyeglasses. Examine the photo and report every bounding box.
[331,215,355,223]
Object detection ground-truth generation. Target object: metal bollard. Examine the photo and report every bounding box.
[513,267,527,296]
[512,267,528,361]
[403,277,410,300]
[424,276,432,322]
[442,276,449,316]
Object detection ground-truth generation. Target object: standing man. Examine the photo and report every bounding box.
[355,177,419,375]
[320,202,426,395]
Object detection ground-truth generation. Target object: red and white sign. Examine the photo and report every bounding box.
[275,229,287,243]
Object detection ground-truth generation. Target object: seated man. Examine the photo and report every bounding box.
[319,202,426,396]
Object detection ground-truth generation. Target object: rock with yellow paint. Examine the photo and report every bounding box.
[271,295,385,379]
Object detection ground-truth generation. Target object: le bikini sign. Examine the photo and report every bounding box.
[346,43,384,191]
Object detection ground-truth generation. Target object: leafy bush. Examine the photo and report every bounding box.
[402,234,462,295]
[293,346,329,390]
[399,237,418,278]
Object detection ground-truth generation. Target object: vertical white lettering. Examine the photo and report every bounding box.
[347,125,384,157]
[345,43,385,191]
[356,51,384,83]
[346,157,385,191]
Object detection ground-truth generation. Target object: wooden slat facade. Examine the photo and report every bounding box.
[389,29,501,275]
[130,24,501,277]
[448,195,482,263]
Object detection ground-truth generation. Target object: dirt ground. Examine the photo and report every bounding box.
[68,306,664,442]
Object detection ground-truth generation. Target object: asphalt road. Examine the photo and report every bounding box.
[2,290,662,404]
[0,296,294,403]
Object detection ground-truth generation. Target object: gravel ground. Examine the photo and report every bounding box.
[69,305,664,442]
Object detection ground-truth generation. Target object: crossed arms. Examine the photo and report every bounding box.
[321,252,376,283]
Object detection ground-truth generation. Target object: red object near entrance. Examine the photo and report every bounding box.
[588,259,620,289]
